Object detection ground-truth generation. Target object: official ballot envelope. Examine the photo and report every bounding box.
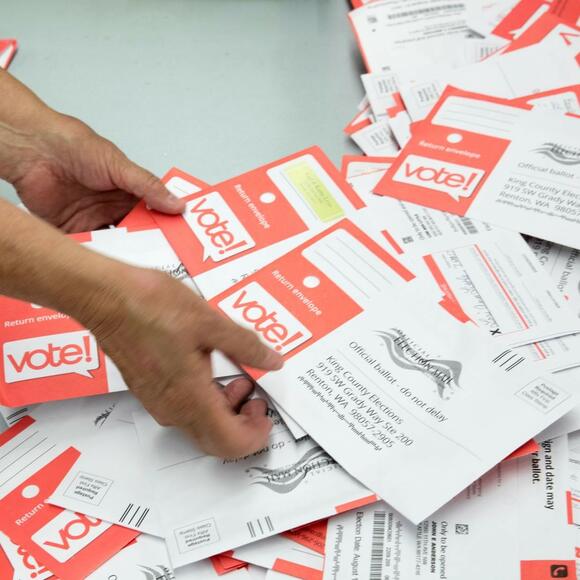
[209,218,575,524]
[374,87,580,251]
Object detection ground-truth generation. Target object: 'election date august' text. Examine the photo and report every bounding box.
[297,344,450,453]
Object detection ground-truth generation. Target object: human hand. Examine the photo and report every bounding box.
[79,265,284,458]
[0,103,183,232]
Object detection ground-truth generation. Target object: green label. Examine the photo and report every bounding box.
[284,162,345,222]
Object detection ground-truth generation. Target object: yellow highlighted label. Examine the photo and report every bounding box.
[284,162,344,223]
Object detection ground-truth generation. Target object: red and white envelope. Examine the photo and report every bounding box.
[152,146,366,300]
[0,39,17,70]
[86,533,173,580]
[118,167,209,229]
[374,87,580,250]
[210,217,575,524]
[0,229,173,406]
[0,220,242,406]
[500,11,580,57]
[0,545,14,580]
[345,155,580,362]
[0,417,137,579]
[491,0,580,43]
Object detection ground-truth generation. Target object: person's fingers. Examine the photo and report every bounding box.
[201,313,284,371]
[203,413,272,459]
[188,387,273,458]
[111,154,185,214]
[223,377,255,411]
[240,397,268,417]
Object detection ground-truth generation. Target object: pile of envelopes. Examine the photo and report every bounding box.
[0,0,579,578]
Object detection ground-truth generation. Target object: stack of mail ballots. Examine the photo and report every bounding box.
[0,0,579,578]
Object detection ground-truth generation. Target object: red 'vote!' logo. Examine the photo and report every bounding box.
[218,281,312,354]
[3,332,99,382]
[32,511,111,563]
[185,192,256,262]
[393,154,485,201]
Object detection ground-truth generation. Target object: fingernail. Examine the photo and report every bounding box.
[166,194,184,209]
[264,350,284,370]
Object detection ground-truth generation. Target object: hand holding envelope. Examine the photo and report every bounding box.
[82,267,283,458]
[0,239,283,457]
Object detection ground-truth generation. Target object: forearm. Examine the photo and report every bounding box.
[0,68,60,129]
[0,198,126,322]
[0,69,81,185]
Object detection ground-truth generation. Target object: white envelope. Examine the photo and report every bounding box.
[48,397,161,536]
[349,0,484,72]
[0,412,137,580]
[211,220,575,523]
[49,387,294,536]
[349,165,580,361]
[132,404,375,568]
[536,367,580,440]
[397,40,579,122]
[466,109,580,251]
[350,120,400,157]
[403,229,580,349]
[323,436,574,578]
[526,237,580,321]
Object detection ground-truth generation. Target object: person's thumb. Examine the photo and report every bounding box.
[112,155,185,214]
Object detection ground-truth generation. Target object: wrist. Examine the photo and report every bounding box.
[0,110,91,186]
[58,251,137,332]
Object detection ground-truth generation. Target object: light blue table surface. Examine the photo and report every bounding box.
[1,0,364,204]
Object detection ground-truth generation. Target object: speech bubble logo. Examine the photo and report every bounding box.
[393,154,485,202]
[31,512,111,563]
[218,281,312,355]
[3,331,99,383]
[184,191,256,263]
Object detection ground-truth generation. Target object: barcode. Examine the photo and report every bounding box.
[492,349,525,372]
[119,503,150,528]
[246,516,274,538]
[370,511,386,580]
[459,216,478,235]
[387,4,465,20]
